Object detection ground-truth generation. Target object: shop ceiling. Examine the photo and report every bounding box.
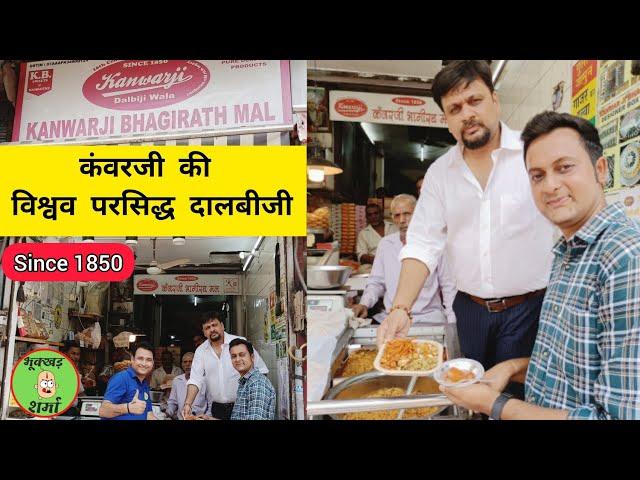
[308,60,506,179]
[307,60,494,95]
[53,237,261,274]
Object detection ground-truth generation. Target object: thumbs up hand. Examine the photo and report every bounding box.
[128,389,146,415]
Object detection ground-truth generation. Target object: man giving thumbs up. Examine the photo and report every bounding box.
[100,342,157,420]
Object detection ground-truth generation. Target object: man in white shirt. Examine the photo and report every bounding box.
[183,312,268,420]
[378,61,555,398]
[351,194,457,324]
[356,203,398,265]
[166,352,207,420]
[150,350,183,390]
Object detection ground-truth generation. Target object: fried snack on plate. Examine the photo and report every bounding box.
[379,339,441,372]
[444,366,475,383]
[379,339,415,370]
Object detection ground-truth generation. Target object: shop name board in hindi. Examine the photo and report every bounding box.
[0,146,306,236]
[572,60,597,96]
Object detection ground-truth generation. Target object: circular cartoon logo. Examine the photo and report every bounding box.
[11,348,79,418]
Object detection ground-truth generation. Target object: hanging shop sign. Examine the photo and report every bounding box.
[329,90,447,128]
[571,60,597,123]
[12,60,293,143]
[133,274,241,295]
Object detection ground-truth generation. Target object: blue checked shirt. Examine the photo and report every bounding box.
[525,203,640,419]
[230,368,276,420]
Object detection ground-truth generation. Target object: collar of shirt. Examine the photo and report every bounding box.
[126,366,147,384]
[552,203,625,257]
[449,121,522,168]
[387,231,403,248]
[239,368,258,386]
[201,332,240,354]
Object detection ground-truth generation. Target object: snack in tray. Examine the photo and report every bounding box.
[341,387,439,420]
[114,360,132,372]
[340,349,377,377]
[443,366,475,383]
[339,259,361,270]
[380,339,440,371]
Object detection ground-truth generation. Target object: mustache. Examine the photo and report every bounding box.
[462,120,484,130]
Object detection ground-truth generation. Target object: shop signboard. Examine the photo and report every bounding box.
[13,60,293,143]
[133,274,242,295]
[329,90,447,128]
[571,60,597,124]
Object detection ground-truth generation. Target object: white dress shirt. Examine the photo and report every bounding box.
[360,232,457,324]
[150,365,184,389]
[187,333,269,404]
[166,374,208,419]
[400,122,555,299]
[356,221,399,261]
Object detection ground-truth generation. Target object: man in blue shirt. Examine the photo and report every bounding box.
[99,342,157,420]
[229,338,276,420]
[441,111,640,419]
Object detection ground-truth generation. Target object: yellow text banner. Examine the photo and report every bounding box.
[0,146,306,236]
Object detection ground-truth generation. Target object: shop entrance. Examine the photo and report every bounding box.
[135,294,235,353]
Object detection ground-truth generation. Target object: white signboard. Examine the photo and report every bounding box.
[329,90,447,128]
[13,60,293,143]
[134,274,242,295]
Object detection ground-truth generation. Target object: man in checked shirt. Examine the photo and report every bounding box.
[442,111,640,419]
[228,338,276,420]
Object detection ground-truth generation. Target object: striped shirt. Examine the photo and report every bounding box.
[230,368,276,420]
[525,203,640,419]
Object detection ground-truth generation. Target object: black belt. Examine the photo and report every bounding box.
[210,401,234,420]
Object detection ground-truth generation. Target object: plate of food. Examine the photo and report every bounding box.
[433,358,485,388]
[373,338,443,376]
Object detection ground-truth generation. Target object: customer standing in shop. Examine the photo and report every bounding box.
[150,350,183,390]
[229,338,276,420]
[166,352,208,420]
[356,203,398,265]
[441,112,640,419]
[99,342,157,420]
[182,312,269,420]
[351,194,457,325]
[377,61,556,398]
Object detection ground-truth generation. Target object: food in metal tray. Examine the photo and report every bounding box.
[341,387,439,420]
[340,349,378,377]
[380,339,439,371]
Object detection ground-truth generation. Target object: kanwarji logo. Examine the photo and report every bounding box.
[82,60,210,111]
[334,98,368,118]
[136,279,158,292]
[27,69,54,96]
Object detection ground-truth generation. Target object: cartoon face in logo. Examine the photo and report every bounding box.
[35,371,57,398]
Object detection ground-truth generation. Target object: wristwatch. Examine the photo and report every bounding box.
[490,392,514,420]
